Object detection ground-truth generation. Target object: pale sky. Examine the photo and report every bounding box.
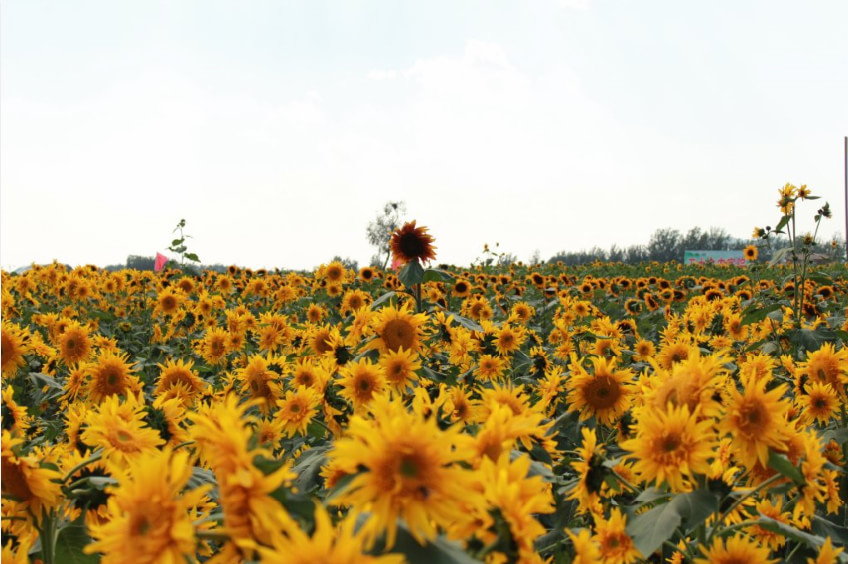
[2,1,847,271]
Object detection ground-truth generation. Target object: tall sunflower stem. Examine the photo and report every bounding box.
[415,283,423,313]
[708,473,783,544]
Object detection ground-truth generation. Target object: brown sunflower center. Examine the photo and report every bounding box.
[382,319,415,351]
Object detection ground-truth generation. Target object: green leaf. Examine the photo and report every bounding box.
[171,238,184,246]
[768,246,792,267]
[187,467,219,500]
[740,302,784,326]
[183,252,200,262]
[673,489,719,531]
[811,516,848,547]
[774,215,792,235]
[626,499,682,557]
[398,260,425,288]
[54,516,99,564]
[767,451,805,485]
[370,291,397,310]
[422,268,454,283]
[634,487,670,504]
[756,516,848,561]
[292,445,331,493]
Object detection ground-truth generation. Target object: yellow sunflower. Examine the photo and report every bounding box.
[86,350,141,404]
[365,303,428,355]
[593,508,641,564]
[81,394,164,469]
[154,358,207,404]
[329,394,482,548]
[694,533,777,564]
[379,347,421,393]
[276,386,322,437]
[566,355,633,425]
[56,319,93,365]
[718,375,791,469]
[338,358,386,411]
[621,404,715,492]
[1,431,62,522]
[1,322,31,377]
[256,504,405,564]
[85,448,210,563]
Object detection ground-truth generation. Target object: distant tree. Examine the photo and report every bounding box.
[647,228,682,262]
[366,201,407,269]
[126,255,155,271]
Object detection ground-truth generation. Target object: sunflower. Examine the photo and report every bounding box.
[366,303,427,355]
[188,395,296,554]
[632,339,656,362]
[389,221,437,265]
[799,343,848,396]
[810,538,844,564]
[256,504,405,564]
[478,452,554,561]
[86,350,141,404]
[656,339,694,370]
[475,354,507,381]
[718,376,791,469]
[338,358,386,411]
[452,279,472,298]
[329,394,482,548]
[379,347,421,393]
[621,404,715,492]
[494,324,526,356]
[1,388,31,434]
[1,322,30,377]
[358,266,377,282]
[154,358,207,403]
[744,245,758,261]
[56,320,93,365]
[798,381,839,425]
[307,324,335,356]
[566,356,633,425]
[567,427,606,516]
[84,448,209,564]
[290,358,329,391]
[276,386,322,437]
[81,394,165,469]
[340,289,371,316]
[154,287,185,317]
[235,355,281,412]
[777,182,797,215]
[593,508,641,564]
[194,327,230,365]
[567,529,601,564]
[694,533,777,564]
[1,431,62,522]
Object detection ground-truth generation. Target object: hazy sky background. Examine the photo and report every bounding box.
[2,1,847,271]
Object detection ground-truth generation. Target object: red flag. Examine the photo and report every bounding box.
[154,252,168,272]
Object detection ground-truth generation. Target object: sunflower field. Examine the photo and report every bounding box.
[3,186,848,563]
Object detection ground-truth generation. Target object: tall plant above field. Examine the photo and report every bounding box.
[747,183,844,358]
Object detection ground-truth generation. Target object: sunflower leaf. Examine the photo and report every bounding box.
[626,498,682,557]
[756,516,848,562]
[398,260,425,288]
[740,302,784,326]
[370,291,397,310]
[54,515,98,564]
[767,451,805,485]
